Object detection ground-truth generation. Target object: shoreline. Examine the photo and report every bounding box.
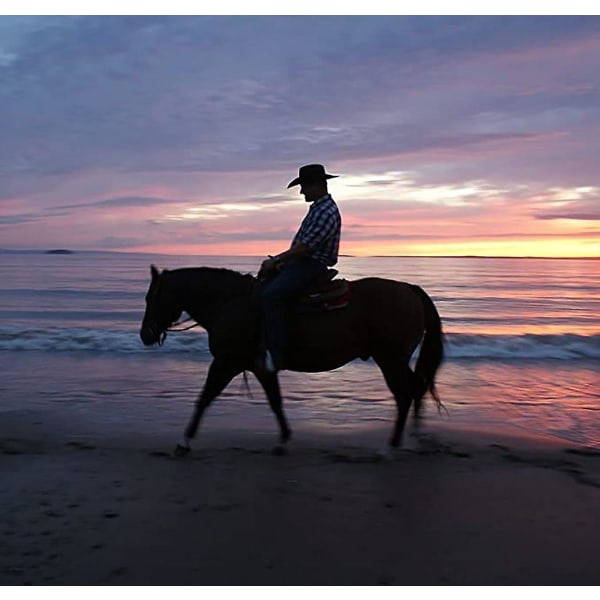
[1,408,598,585]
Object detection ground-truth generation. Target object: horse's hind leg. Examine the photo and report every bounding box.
[375,357,414,449]
[175,359,240,456]
[253,368,292,453]
[410,369,428,423]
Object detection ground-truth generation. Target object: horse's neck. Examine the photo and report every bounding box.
[176,268,255,328]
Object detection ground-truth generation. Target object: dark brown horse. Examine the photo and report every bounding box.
[140,265,444,455]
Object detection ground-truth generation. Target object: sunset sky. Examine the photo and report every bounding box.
[1,14,599,257]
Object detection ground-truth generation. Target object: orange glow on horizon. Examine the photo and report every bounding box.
[343,237,600,258]
[124,236,600,259]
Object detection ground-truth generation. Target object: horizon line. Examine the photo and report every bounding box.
[1,248,599,260]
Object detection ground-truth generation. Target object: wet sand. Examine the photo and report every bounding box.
[1,408,599,585]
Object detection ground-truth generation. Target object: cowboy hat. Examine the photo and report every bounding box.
[287,164,338,188]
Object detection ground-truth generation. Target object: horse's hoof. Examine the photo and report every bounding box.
[376,446,402,461]
[376,447,390,461]
[271,444,287,456]
[174,444,190,458]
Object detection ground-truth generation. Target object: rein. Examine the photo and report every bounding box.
[159,317,201,346]
[168,317,200,332]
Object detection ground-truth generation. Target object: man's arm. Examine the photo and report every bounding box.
[273,242,311,264]
[258,243,311,279]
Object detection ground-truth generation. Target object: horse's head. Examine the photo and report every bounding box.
[140,265,183,346]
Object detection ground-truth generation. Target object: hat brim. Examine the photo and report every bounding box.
[287,174,338,189]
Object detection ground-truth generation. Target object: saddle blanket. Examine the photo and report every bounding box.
[295,278,350,313]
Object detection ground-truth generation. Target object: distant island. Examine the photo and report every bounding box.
[44,249,75,255]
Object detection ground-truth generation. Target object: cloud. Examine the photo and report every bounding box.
[0,213,39,225]
[57,196,178,210]
[1,16,599,254]
[534,197,600,221]
[2,16,599,180]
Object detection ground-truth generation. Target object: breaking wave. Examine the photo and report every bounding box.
[0,325,598,361]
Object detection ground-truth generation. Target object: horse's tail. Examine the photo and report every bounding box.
[410,284,444,413]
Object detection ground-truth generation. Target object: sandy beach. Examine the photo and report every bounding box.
[1,405,598,586]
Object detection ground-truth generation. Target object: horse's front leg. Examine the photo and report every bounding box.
[175,359,241,456]
[252,367,292,454]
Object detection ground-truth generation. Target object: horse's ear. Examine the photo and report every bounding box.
[150,264,159,279]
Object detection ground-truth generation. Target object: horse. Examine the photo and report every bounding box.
[140,264,444,456]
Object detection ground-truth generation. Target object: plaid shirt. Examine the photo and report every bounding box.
[292,194,341,266]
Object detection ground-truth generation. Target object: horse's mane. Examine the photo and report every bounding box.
[166,266,256,295]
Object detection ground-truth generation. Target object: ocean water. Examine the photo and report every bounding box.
[0,251,598,448]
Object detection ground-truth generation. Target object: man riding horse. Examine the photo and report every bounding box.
[140,165,443,454]
[258,164,342,373]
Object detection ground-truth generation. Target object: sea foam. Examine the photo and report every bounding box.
[1,325,598,361]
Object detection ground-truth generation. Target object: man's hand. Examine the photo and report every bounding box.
[257,256,280,281]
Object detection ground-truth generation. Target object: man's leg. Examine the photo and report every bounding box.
[261,259,326,369]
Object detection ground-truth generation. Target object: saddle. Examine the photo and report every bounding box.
[295,269,350,313]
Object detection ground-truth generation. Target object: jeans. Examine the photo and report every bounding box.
[260,257,328,367]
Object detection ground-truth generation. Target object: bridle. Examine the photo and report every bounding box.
[144,291,200,346]
[144,267,256,347]
[144,272,200,346]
